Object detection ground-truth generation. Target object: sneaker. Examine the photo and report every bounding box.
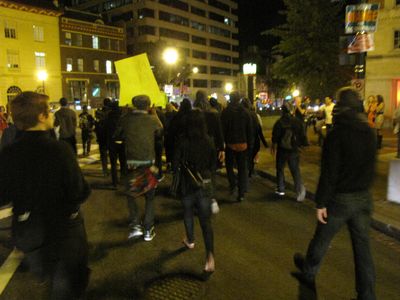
[211,199,220,214]
[128,225,143,239]
[144,227,156,241]
[297,185,306,202]
[275,189,285,196]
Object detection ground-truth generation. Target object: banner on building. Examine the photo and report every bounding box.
[115,53,166,107]
[345,3,380,34]
[347,33,375,53]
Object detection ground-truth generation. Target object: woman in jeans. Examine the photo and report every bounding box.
[173,110,216,272]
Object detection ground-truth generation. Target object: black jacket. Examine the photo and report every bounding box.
[315,108,377,208]
[203,110,224,151]
[271,113,306,151]
[221,102,254,147]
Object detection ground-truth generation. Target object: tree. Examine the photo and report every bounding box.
[266,0,352,99]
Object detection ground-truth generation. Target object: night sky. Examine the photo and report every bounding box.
[238,0,285,53]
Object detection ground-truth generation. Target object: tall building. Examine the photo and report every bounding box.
[0,0,63,109]
[59,8,126,107]
[365,0,400,118]
[69,0,239,98]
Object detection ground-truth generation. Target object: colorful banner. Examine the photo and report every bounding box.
[347,33,375,53]
[345,3,380,34]
[114,53,166,107]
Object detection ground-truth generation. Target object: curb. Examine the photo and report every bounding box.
[256,169,400,242]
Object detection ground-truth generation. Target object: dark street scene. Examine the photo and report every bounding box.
[0,0,400,299]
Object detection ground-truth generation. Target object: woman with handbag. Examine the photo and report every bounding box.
[173,110,217,273]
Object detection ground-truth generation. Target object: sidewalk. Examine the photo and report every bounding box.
[257,126,400,240]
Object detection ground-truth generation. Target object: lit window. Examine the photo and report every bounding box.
[77,58,84,72]
[66,58,73,72]
[92,35,99,49]
[4,20,17,39]
[92,84,101,97]
[35,52,46,68]
[33,25,44,41]
[7,50,19,69]
[93,60,99,72]
[65,32,72,45]
[106,60,112,74]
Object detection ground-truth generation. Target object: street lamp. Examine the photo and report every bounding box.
[192,66,199,74]
[162,48,178,85]
[292,89,300,97]
[225,82,233,93]
[37,70,48,94]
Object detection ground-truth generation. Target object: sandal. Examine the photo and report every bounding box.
[204,254,215,273]
[183,238,195,249]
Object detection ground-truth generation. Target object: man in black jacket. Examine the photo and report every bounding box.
[221,92,253,201]
[292,87,377,300]
[0,92,90,299]
[54,97,77,154]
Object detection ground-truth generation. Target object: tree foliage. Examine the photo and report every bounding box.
[267,0,351,99]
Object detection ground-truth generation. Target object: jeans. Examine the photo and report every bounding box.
[303,192,376,300]
[81,130,92,155]
[154,140,163,178]
[182,189,214,255]
[125,168,155,230]
[225,148,248,197]
[109,143,127,186]
[276,149,303,194]
[98,142,108,174]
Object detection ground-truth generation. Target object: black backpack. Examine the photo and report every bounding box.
[280,119,297,150]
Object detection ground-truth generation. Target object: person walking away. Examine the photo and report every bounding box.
[154,107,166,181]
[292,87,377,300]
[0,92,90,299]
[318,96,335,146]
[241,98,268,178]
[54,97,77,154]
[294,96,308,145]
[118,95,162,241]
[271,102,307,201]
[95,98,112,176]
[79,105,95,156]
[173,110,216,272]
[375,95,385,149]
[221,92,254,202]
[393,105,400,158]
[164,103,177,171]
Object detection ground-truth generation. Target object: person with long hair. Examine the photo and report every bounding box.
[173,110,216,272]
[375,95,385,149]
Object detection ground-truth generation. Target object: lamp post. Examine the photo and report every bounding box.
[162,47,178,84]
[37,70,48,94]
[225,82,233,93]
[243,63,257,100]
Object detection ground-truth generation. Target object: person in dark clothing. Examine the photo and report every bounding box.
[164,103,178,169]
[241,98,268,178]
[155,107,166,180]
[209,97,222,113]
[173,110,216,272]
[95,98,112,176]
[292,87,377,300]
[78,105,95,156]
[221,92,254,202]
[294,96,309,146]
[0,92,90,299]
[271,102,307,201]
[105,101,127,187]
[54,97,77,154]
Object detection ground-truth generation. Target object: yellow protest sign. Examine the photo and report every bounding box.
[115,53,166,107]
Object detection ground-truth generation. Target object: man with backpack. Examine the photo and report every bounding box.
[79,105,95,156]
[271,102,307,201]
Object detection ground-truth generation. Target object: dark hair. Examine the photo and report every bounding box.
[376,95,384,104]
[179,98,192,114]
[11,91,49,130]
[194,90,210,111]
[132,95,150,110]
[82,105,88,111]
[59,97,68,106]
[103,98,112,107]
[241,98,252,110]
[229,91,240,104]
[184,110,207,140]
[336,87,362,111]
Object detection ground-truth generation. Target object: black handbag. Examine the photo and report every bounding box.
[170,165,182,197]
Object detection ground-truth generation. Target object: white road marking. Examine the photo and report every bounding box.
[0,207,12,220]
[0,249,24,295]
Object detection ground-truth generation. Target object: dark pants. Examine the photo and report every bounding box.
[303,192,376,300]
[155,140,163,178]
[248,145,259,177]
[98,142,108,175]
[60,136,77,155]
[182,189,214,255]
[109,143,127,186]
[225,148,248,197]
[81,130,92,155]
[276,149,303,194]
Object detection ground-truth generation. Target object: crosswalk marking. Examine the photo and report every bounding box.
[0,249,24,295]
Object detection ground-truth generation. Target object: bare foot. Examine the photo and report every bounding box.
[183,238,195,249]
[204,254,215,272]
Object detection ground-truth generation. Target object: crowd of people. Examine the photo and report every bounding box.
[0,86,395,299]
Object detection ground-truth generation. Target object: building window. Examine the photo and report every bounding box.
[210,53,231,63]
[93,60,100,72]
[76,34,83,47]
[6,50,19,69]
[209,25,230,38]
[4,20,17,39]
[159,0,188,11]
[107,38,112,50]
[208,0,230,12]
[192,35,207,45]
[33,25,44,41]
[106,60,113,74]
[107,82,120,99]
[66,58,73,72]
[77,58,84,72]
[395,31,400,49]
[92,35,99,49]
[111,11,133,22]
[211,80,223,88]
[69,80,87,102]
[191,21,206,31]
[192,50,207,59]
[210,67,231,76]
[65,32,72,45]
[210,39,231,50]
[159,28,189,41]
[159,11,189,26]
[138,8,154,19]
[193,79,208,88]
[114,40,120,51]
[209,12,225,24]
[92,83,101,97]
[138,26,156,36]
[35,52,46,68]
[194,65,208,74]
[191,6,206,17]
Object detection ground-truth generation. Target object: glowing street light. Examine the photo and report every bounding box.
[192,66,199,74]
[292,89,300,97]
[162,48,178,65]
[37,70,48,94]
[225,82,233,93]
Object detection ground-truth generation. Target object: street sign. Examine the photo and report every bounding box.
[347,33,375,53]
[345,3,380,34]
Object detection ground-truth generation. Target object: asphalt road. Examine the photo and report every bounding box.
[1,160,400,300]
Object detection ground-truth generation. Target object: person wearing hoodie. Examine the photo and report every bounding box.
[292,87,377,300]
